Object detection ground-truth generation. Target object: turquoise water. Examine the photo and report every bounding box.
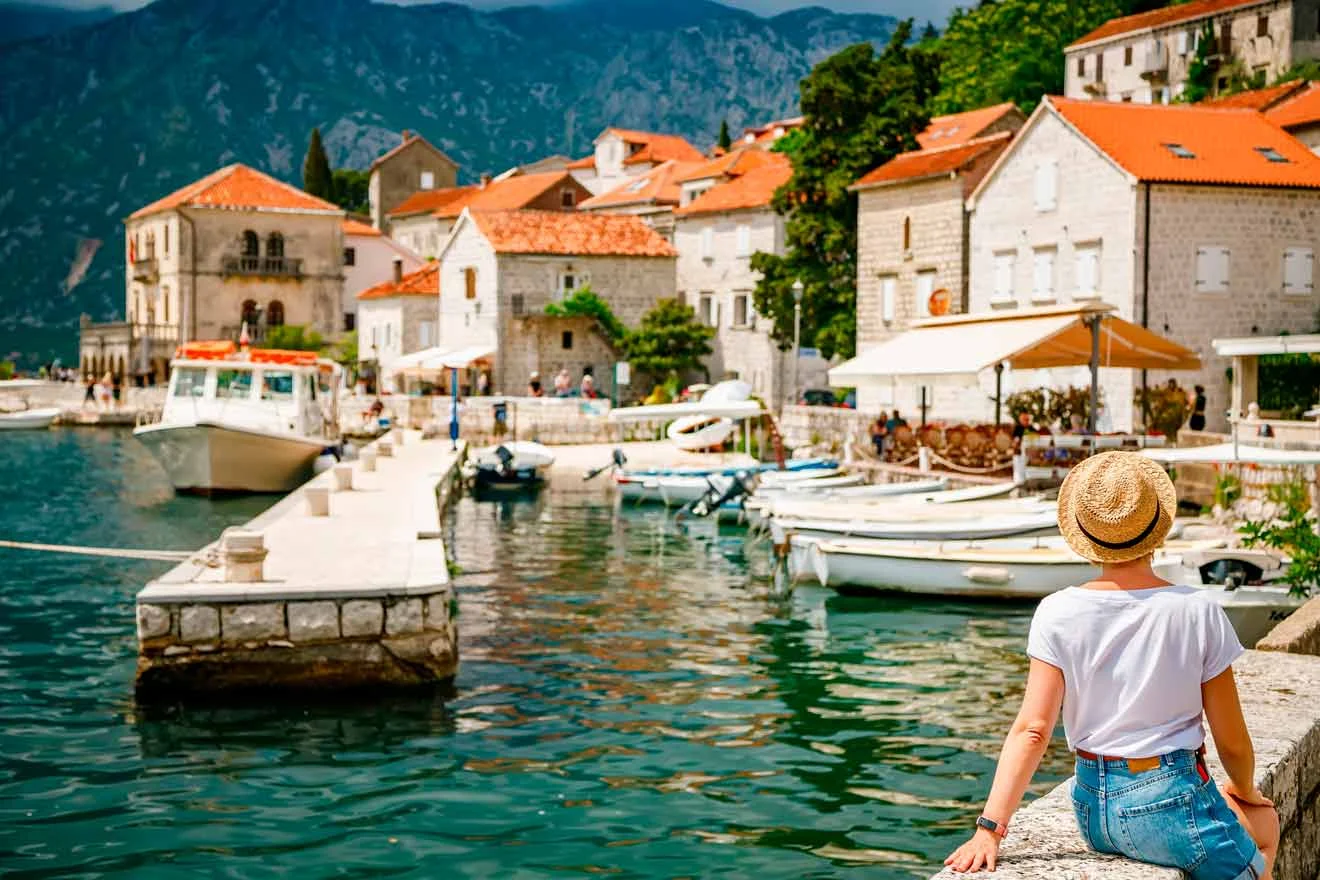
[0,431,1068,878]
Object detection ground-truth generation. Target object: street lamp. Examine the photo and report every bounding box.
[790,279,804,407]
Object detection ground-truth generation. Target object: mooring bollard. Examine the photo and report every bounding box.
[305,486,330,517]
[918,446,932,473]
[391,427,405,446]
[378,441,394,458]
[359,448,377,472]
[333,464,354,491]
[222,528,268,582]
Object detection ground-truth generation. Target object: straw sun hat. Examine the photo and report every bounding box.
[1057,451,1177,564]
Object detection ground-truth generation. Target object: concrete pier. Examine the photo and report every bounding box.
[134,432,464,696]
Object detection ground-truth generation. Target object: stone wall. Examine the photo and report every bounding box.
[779,404,876,451]
[504,315,620,398]
[372,137,459,231]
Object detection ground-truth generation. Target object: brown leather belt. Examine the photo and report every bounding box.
[1075,745,1206,776]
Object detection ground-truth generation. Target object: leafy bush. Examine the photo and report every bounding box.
[1134,381,1189,436]
[1258,352,1320,414]
[1005,388,1047,423]
[263,325,325,351]
[624,300,713,380]
[0,360,14,381]
[545,286,628,345]
[1213,473,1242,510]
[1238,476,1320,598]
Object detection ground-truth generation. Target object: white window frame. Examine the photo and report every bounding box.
[420,171,435,190]
[735,224,751,258]
[1034,160,1057,212]
[419,320,435,348]
[879,275,897,324]
[915,270,936,318]
[732,292,751,328]
[700,226,714,260]
[1283,247,1315,295]
[1074,242,1101,299]
[698,292,716,328]
[1032,248,1057,302]
[559,271,577,300]
[1195,245,1231,294]
[992,251,1016,304]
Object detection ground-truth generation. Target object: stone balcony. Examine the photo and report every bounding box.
[132,257,158,282]
[221,255,304,278]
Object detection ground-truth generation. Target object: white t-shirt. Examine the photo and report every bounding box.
[1027,585,1244,756]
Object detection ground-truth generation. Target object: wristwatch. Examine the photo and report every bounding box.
[976,816,1009,838]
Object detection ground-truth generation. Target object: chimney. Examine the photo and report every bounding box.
[480,173,492,189]
[401,129,411,143]
[392,258,403,285]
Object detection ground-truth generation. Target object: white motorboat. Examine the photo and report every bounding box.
[133,341,340,494]
[759,495,1053,532]
[0,380,60,430]
[770,507,1060,543]
[466,440,555,493]
[745,480,1019,525]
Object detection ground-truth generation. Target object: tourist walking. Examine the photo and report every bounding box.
[1189,384,1208,432]
[111,373,122,409]
[82,374,95,409]
[870,413,889,457]
[945,452,1278,878]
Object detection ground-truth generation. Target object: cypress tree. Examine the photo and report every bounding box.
[717,118,731,151]
[302,127,333,200]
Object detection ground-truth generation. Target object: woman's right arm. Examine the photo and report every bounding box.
[1203,666,1270,805]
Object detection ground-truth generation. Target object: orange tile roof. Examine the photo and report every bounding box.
[1267,82,1320,129]
[1069,0,1261,48]
[917,103,1021,149]
[469,210,677,257]
[388,171,582,218]
[130,164,340,219]
[854,132,1014,189]
[1205,80,1310,110]
[675,147,780,183]
[579,160,702,209]
[565,154,596,170]
[1049,97,1320,187]
[387,185,478,218]
[342,218,382,237]
[741,116,805,146]
[674,155,793,217]
[356,262,439,300]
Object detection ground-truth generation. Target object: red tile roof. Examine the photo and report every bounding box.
[1049,97,1320,188]
[674,154,793,216]
[342,218,382,237]
[387,185,479,218]
[1267,82,1320,130]
[469,210,677,257]
[1205,80,1310,111]
[675,147,781,183]
[917,103,1022,149]
[388,171,582,218]
[130,164,340,219]
[565,154,596,170]
[579,160,702,209]
[741,116,805,146]
[854,132,1014,190]
[1068,0,1261,48]
[356,262,439,300]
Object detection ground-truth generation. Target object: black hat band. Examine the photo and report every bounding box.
[1076,507,1161,551]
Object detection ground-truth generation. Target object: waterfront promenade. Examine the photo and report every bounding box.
[135,430,462,694]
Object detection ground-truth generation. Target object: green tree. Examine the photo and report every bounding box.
[1179,20,1219,103]
[0,360,14,380]
[1239,477,1320,598]
[302,127,333,200]
[751,23,936,360]
[933,0,1123,115]
[544,285,628,345]
[1273,59,1320,83]
[624,299,714,380]
[717,118,732,151]
[331,169,370,214]
[263,325,325,351]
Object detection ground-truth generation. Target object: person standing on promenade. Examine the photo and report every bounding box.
[82,374,95,409]
[945,452,1279,878]
[111,373,122,410]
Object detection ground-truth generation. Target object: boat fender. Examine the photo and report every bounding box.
[962,566,1014,585]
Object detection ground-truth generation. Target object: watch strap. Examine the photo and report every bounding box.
[976,816,1008,838]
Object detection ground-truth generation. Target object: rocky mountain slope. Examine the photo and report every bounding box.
[0,2,116,46]
[0,0,896,362]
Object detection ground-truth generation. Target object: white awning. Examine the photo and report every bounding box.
[386,345,496,375]
[1212,334,1320,357]
[1142,442,1320,466]
[829,303,1201,387]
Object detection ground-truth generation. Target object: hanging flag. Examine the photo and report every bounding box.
[64,238,102,294]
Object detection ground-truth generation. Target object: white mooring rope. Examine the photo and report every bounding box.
[0,539,193,562]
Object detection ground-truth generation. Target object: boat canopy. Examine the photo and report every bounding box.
[173,341,322,368]
[1141,442,1320,466]
[388,345,496,374]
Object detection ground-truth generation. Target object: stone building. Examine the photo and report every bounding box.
[435,208,677,394]
[577,160,700,241]
[504,315,623,398]
[737,116,804,148]
[80,163,345,382]
[356,261,439,380]
[387,171,591,259]
[848,103,1023,416]
[368,131,459,230]
[1266,81,1320,150]
[967,96,1320,431]
[565,128,705,196]
[1063,0,1320,104]
[341,219,423,333]
[672,151,827,405]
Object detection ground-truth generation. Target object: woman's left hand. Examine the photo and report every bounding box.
[944,828,1001,873]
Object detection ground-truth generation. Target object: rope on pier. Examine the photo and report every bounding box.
[0,539,193,562]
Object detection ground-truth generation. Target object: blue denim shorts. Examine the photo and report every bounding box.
[1071,749,1265,880]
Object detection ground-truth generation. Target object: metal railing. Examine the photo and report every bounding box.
[221,255,304,278]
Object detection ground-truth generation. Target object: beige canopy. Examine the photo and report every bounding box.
[830,302,1200,385]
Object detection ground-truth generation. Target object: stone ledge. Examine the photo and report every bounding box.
[1257,595,1320,656]
[928,650,1320,880]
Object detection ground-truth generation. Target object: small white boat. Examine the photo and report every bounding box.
[1157,548,1307,646]
[759,496,1053,531]
[467,440,555,493]
[133,342,340,494]
[667,414,737,452]
[471,440,555,472]
[752,473,865,494]
[770,508,1060,543]
[0,406,60,430]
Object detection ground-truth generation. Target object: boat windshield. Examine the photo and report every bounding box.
[260,371,295,401]
[216,369,254,400]
[173,367,207,398]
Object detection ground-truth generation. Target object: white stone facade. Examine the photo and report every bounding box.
[342,232,422,332]
[358,294,438,376]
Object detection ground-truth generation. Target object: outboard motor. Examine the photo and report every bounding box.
[689,472,752,519]
[493,445,516,477]
[1198,558,1265,591]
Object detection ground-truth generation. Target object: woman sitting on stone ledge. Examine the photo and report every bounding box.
[945,452,1280,879]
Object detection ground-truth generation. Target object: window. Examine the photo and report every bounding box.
[700,226,714,260]
[343,312,355,332]
[419,320,435,347]
[1257,13,1268,37]
[1124,45,1133,66]
[1074,243,1101,298]
[1176,30,1189,55]
[1164,143,1196,159]
[732,292,750,327]
[266,232,284,258]
[171,367,205,399]
[1121,93,1133,103]
[215,369,253,400]
[385,323,392,347]
[915,270,936,317]
[1095,51,1104,80]
[559,272,577,299]
[344,247,356,266]
[1195,246,1230,293]
[511,294,525,316]
[736,224,751,258]
[560,188,576,208]
[1283,247,1315,295]
[420,171,435,190]
[698,292,716,327]
[241,230,259,257]
[1159,86,1171,104]
[562,330,573,350]
[1032,248,1056,301]
[163,225,169,256]
[267,300,285,327]
[1255,146,1289,163]
[464,267,477,300]
[1034,160,1057,212]
[161,285,169,323]
[241,299,259,327]
[1077,56,1086,76]
[260,370,295,400]
[993,252,1015,302]
[902,216,912,252]
[879,275,897,323]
